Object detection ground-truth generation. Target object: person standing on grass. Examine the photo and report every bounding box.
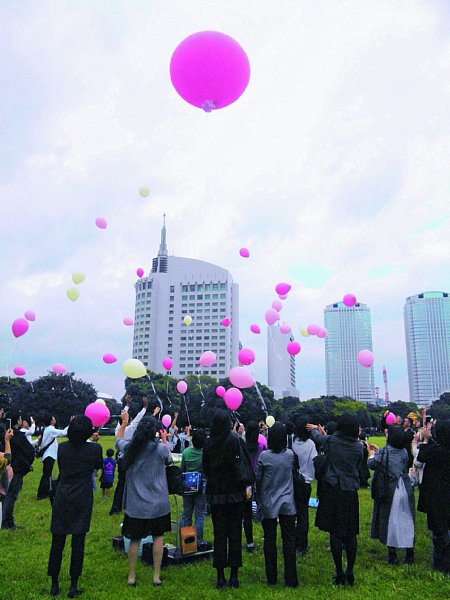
[203,410,247,590]
[242,420,265,553]
[116,413,172,587]
[37,415,71,500]
[0,427,13,529]
[100,448,116,500]
[47,415,103,598]
[256,421,298,588]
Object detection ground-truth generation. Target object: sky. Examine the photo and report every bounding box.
[1,0,449,404]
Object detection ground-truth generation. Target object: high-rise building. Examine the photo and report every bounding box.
[267,326,299,400]
[132,217,239,379]
[404,291,450,406]
[324,301,375,402]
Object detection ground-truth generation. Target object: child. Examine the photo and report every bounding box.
[100,448,116,500]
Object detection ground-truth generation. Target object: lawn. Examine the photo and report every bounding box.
[1,436,449,600]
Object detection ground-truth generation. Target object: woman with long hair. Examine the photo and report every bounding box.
[242,420,265,552]
[203,410,247,589]
[256,422,298,588]
[47,415,103,598]
[369,426,414,565]
[116,413,172,587]
[315,413,363,586]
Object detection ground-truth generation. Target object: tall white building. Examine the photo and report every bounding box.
[404,291,450,406]
[132,218,239,379]
[267,326,299,399]
[324,301,375,402]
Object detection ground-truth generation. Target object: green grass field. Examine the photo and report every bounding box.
[1,436,449,600]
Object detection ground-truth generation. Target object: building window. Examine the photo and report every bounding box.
[170,295,174,301]
[190,285,195,291]
[205,284,211,291]
[213,284,218,290]
[170,286,174,292]
[220,283,226,290]
[182,285,188,292]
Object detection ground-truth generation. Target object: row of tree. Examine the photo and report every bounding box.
[1,372,449,429]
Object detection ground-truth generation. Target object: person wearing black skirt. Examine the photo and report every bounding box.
[314,413,363,586]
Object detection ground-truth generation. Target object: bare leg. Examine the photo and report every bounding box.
[152,536,164,584]
[127,540,140,584]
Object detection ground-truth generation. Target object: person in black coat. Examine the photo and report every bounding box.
[417,420,450,573]
[1,411,35,530]
[47,415,103,598]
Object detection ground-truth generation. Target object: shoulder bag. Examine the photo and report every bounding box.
[235,437,255,487]
[166,463,184,495]
[292,452,309,503]
[371,447,390,504]
[312,437,331,481]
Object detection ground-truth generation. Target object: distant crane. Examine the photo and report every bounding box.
[382,365,390,403]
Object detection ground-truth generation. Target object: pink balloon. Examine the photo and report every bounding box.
[343,293,357,307]
[385,412,396,425]
[279,323,291,335]
[278,294,288,300]
[12,318,29,338]
[24,310,35,322]
[250,324,260,334]
[162,357,173,370]
[170,31,251,112]
[199,350,217,367]
[13,366,26,376]
[123,317,134,326]
[275,282,291,296]
[162,414,172,428]
[287,341,301,356]
[307,324,320,335]
[317,327,327,339]
[239,247,250,258]
[177,380,188,394]
[271,300,283,312]
[221,317,231,327]
[238,348,255,366]
[258,433,268,448]
[216,385,226,398]
[229,366,255,389]
[103,353,117,364]
[224,387,243,411]
[265,308,280,326]
[358,349,374,367]
[136,267,144,278]
[52,363,67,375]
[85,402,110,427]
[95,216,107,229]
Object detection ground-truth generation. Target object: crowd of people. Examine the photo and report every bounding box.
[1,402,450,596]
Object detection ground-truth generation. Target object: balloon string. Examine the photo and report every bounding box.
[182,394,191,428]
[165,380,172,407]
[147,375,163,410]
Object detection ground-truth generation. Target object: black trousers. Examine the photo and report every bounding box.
[2,474,24,527]
[210,502,244,569]
[110,458,125,512]
[48,533,86,579]
[242,500,253,544]
[295,483,312,550]
[262,514,298,587]
[37,457,55,499]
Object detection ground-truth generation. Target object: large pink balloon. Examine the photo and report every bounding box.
[13,366,26,376]
[136,267,144,278]
[162,357,173,370]
[95,216,107,229]
[250,324,260,334]
[199,350,217,367]
[177,380,188,394]
[258,433,268,448]
[358,349,374,367]
[265,308,280,326]
[307,324,320,335]
[275,282,291,296]
[343,293,357,307]
[12,318,29,338]
[385,412,396,425]
[279,323,291,335]
[317,327,327,339]
[287,341,301,356]
[239,247,250,258]
[123,317,134,326]
[85,402,110,427]
[224,387,243,411]
[52,363,67,375]
[216,385,226,398]
[24,310,36,322]
[238,348,255,366]
[229,366,255,389]
[272,300,283,312]
[162,414,172,428]
[221,317,231,327]
[170,31,251,112]
[103,353,117,364]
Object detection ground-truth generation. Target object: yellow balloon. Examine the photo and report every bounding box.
[66,287,80,302]
[300,327,310,337]
[183,315,193,326]
[122,358,147,379]
[139,187,150,198]
[95,399,106,405]
[266,415,275,427]
[72,272,86,285]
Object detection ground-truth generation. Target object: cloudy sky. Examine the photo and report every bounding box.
[1,0,449,404]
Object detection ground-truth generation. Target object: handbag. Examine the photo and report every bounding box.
[371,447,390,504]
[312,437,331,481]
[35,437,54,459]
[0,465,13,499]
[166,463,184,495]
[235,437,255,487]
[292,452,309,503]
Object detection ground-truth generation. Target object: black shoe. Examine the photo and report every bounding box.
[67,589,84,598]
[2,524,23,531]
[215,578,227,590]
[50,586,61,597]
[332,573,345,585]
[345,572,355,586]
[229,576,240,589]
[109,509,121,515]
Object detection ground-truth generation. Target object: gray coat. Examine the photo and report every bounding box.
[255,449,296,519]
[368,445,414,545]
[116,438,172,519]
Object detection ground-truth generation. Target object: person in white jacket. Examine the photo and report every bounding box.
[20,416,39,446]
[37,415,72,500]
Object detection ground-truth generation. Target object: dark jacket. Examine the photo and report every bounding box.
[9,428,35,476]
[417,441,450,528]
[203,431,246,503]
[322,432,363,491]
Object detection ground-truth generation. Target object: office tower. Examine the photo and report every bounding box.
[404,291,450,406]
[132,217,239,379]
[267,326,299,400]
[324,301,375,402]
